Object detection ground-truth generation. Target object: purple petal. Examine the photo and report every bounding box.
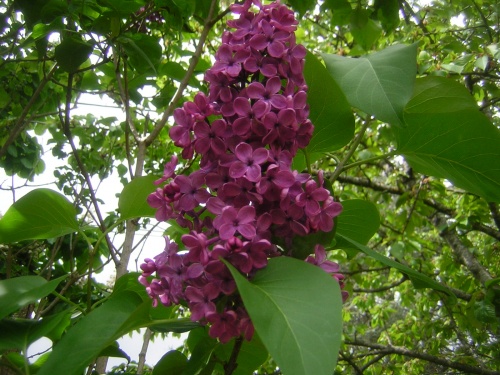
[253,148,269,164]
[237,205,256,224]
[219,223,236,240]
[229,161,248,179]
[235,142,253,161]
[237,223,257,239]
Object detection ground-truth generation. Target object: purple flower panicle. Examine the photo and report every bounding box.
[140,0,346,344]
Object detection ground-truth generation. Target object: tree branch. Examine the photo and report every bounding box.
[345,338,500,375]
[353,275,408,293]
[145,0,219,145]
[433,215,493,287]
[0,64,57,159]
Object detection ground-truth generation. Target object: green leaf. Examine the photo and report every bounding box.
[55,37,93,73]
[374,0,400,33]
[323,0,352,26]
[98,342,131,362]
[153,350,187,375]
[0,310,71,351]
[350,8,382,51]
[296,51,354,168]
[333,199,380,252]
[0,188,79,243]
[287,0,315,15]
[117,34,162,74]
[37,291,144,375]
[0,275,67,320]
[337,234,457,303]
[118,175,157,219]
[225,257,343,375]
[322,43,418,126]
[397,77,500,202]
[184,330,218,375]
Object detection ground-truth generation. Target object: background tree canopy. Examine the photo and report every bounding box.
[1,0,500,374]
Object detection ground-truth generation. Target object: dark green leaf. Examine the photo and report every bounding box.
[152,350,187,375]
[117,34,162,74]
[322,43,418,126]
[118,175,157,219]
[333,199,380,251]
[214,334,269,375]
[337,234,457,303]
[374,0,400,33]
[98,342,131,362]
[0,311,71,351]
[322,0,352,26]
[0,275,67,319]
[55,37,93,73]
[350,8,382,51]
[296,51,354,169]
[225,257,343,375]
[37,291,144,375]
[183,330,218,375]
[0,189,79,243]
[287,0,315,15]
[397,77,500,203]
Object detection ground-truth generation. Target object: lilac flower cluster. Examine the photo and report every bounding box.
[140,0,345,344]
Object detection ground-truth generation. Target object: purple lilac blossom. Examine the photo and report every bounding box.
[140,0,346,344]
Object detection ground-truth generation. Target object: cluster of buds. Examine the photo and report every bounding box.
[140,0,346,344]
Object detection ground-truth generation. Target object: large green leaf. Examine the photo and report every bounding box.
[296,51,354,169]
[333,199,380,252]
[397,77,500,203]
[337,234,457,304]
[322,43,418,126]
[225,257,343,375]
[118,175,157,219]
[37,291,143,375]
[0,275,67,320]
[0,189,79,243]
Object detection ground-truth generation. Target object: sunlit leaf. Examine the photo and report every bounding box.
[225,257,343,375]
[37,291,144,375]
[0,275,67,320]
[118,175,157,219]
[0,189,79,243]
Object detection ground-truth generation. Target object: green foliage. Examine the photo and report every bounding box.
[1,0,500,374]
[225,258,343,375]
[0,189,78,243]
[323,43,418,126]
[118,175,158,219]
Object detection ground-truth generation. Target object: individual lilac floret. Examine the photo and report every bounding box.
[140,0,346,345]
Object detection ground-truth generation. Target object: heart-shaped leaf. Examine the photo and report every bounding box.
[322,43,418,126]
